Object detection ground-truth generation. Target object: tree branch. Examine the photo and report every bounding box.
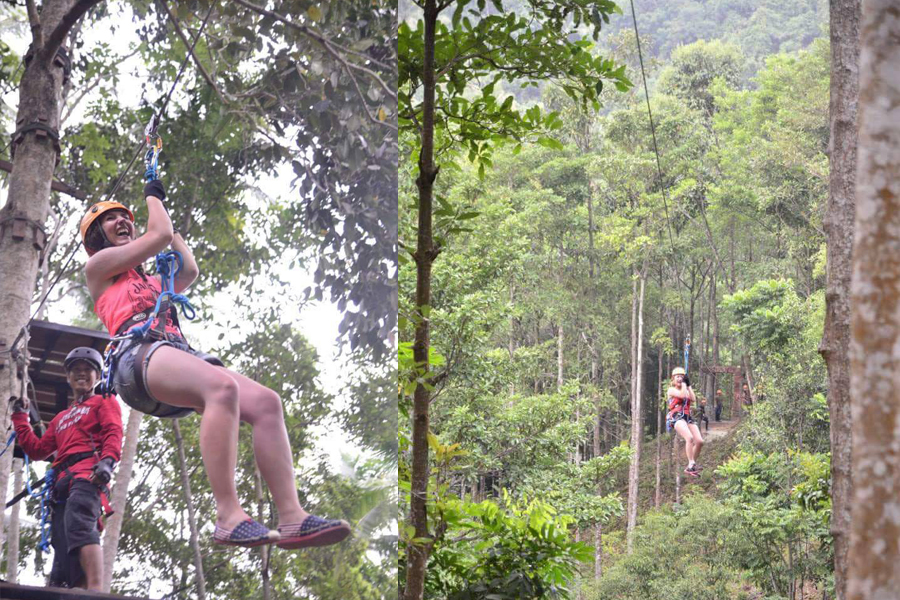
[41,0,102,61]
[330,43,398,132]
[25,0,42,48]
[158,0,231,106]
[231,0,396,101]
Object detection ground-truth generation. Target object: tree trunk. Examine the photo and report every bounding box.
[847,2,899,597]
[0,0,99,553]
[404,0,440,597]
[557,245,565,391]
[626,266,646,551]
[587,181,596,280]
[593,521,602,581]
[5,458,24,583]
[102,408,144,592]
[254,464,272,600]
[820,1,859,597]
[741,354,757,405]
[509,282,516,397]
[592,355,600,459]
[655,341,663,509]
[557,322,564,390]
[673,435,681,505]
[172,420,206,600]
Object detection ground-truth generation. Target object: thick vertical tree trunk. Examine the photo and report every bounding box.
[173,420,206,600]
[102,408,144,592]
[819,2,859,597]
[626,266,646,551]
[593,521,602,581]
[846,2,898,597]
[404,1,440,597]
[5,458,24,583]
[0,0,99,555]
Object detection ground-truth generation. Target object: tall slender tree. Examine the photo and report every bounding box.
[847,0,900,597]
[399,1,628,596]
[819,1,859,596]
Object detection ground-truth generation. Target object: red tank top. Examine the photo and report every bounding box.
[94,269,181,337]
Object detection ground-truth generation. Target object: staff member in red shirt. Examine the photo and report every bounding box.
[11,347,123,590]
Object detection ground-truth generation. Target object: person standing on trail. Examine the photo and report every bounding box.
[666,367,704,477]
[697,396,710,432]
[79,167,350,548]
[10,347,122,590]
[714,389,724,422]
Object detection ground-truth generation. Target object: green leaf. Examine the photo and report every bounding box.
[307,5,323,22]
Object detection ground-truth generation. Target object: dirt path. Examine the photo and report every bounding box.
[702,418,740,442]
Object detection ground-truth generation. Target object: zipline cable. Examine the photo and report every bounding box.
[7,3,215,354]
[629,0,693,366]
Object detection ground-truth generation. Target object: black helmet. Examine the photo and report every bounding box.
[64,347,104,374]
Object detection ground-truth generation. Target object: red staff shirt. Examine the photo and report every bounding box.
[12,393,124,483]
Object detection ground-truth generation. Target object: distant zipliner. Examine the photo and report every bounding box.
[666,366,705,478]
[75,119,351,549]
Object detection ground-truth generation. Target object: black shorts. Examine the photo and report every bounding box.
[666,412,695,432]
[113,335,224,418]
[49,479,102,587]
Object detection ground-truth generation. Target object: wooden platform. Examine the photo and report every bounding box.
[10,320,110,459]
[0,582,149,600]
[25,320,109,424]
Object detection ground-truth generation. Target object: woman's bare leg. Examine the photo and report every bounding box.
[226,369,307,526]
[145,346,248,528]
[673,420,695,462]
[687,423,704,462]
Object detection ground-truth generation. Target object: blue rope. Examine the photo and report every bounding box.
[684,337,691,375]
[23,453,55,553]
[130,251,196,340]
[100,251,197,396]
[0,431,15,459]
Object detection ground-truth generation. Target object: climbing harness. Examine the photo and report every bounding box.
[99,251,196,397]
[23,453,55,552]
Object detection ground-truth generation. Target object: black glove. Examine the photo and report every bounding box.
[10,396,28,414]
[144,179,166,202]
[682,375,691,387]
[91,457,116,485]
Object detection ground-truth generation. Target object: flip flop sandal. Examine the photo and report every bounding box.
[277,515,352,549]
[213,518,280,548]
[684,467,701,478]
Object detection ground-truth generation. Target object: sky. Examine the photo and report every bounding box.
[1,5,372,590]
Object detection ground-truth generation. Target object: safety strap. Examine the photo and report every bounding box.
[10,121,62,160]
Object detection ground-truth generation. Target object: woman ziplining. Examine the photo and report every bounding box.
[666,366,704,478]
[77,138,351,548]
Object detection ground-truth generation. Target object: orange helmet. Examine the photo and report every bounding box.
[80,201,134,252]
